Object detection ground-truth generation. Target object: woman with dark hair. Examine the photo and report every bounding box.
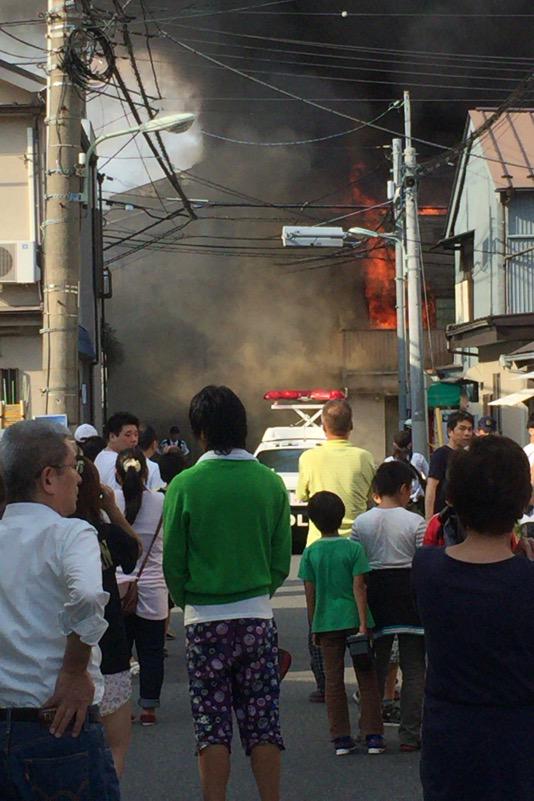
[114,447,166,727]
[74,456,141,776]
[413,436,534,801]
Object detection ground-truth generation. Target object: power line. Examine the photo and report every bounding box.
[150,22,534,65]
[158,31,451,151]
[0,25,46,51]
[133,34,532,75]
[201,104,397,146]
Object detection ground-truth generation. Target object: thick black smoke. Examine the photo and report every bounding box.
[102,0,533,449]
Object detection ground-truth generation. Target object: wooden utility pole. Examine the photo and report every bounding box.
[43,0,83,425]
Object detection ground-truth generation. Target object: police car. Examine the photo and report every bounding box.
[254,389,346,553]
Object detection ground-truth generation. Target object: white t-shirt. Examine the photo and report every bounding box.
[94,448,120,489]
[146,459,165,491]
[115,489,167,620]
[523,442,534,467]
[351,506,426,570]
[94,448,164,491]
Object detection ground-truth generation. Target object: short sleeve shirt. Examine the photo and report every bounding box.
[298,537,373,633]
[428,445,453,514]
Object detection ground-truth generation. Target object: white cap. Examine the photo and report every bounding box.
[74,423,99,442]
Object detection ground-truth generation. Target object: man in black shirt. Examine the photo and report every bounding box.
[425,411,474,519]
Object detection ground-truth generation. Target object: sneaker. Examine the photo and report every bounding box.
[400,742,420,753]
[366,735,386,755]
[334,736,357,756]
[140,710,157,727]
[308,689,325,703]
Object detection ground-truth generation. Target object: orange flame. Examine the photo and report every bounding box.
[349,164,437,330]
[418,206,447,216]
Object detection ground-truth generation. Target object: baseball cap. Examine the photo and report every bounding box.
[477,416,497,433]
[74,423,99,442]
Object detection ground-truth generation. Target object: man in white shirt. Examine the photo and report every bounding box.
[94,411,139,489]
[0,420,120,799]
[139,423,165,491]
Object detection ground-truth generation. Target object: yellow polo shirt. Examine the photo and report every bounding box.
[296,439,375,545]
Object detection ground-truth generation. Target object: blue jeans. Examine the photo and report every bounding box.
[0,717,120,801]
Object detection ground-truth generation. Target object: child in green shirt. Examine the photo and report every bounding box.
[298,491,384,756]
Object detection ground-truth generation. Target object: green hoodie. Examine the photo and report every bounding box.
[163,458,291,609]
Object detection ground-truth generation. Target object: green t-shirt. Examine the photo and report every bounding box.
[298,537,374,633]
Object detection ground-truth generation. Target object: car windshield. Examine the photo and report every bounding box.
[257,448,306,472]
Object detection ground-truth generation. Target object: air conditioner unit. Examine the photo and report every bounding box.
[0,241,39,283]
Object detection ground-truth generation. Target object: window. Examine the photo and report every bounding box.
[256,448,306,473]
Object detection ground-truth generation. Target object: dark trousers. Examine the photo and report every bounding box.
[308,626,325,693]
[125,614,166,708]
[0,718,120,801]
[374,633,425,747]
[317,630,383,740]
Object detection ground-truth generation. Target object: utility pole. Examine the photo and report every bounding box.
[391,137,408,427]
[403,90,428,459]
[43,0,83,425]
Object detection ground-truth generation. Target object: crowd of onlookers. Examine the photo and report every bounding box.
[1,393,534,801]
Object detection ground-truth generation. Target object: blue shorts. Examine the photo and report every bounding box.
[185,618,285,756]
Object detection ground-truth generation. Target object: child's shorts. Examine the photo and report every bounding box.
[185,617,285,756]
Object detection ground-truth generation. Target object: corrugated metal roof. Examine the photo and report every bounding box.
[469,109,534,190]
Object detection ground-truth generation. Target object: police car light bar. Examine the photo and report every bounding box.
[264,389,347,402]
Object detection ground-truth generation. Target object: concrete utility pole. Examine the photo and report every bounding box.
[391,137,408,427]
[43,0,83,425]
[403,90,429,459]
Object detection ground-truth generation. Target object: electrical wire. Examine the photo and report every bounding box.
[60,25,116,90]
[177,64,519,93]
[151,22,534,65]
[150,45,531,80]
[200,103,398,147]
[0,25,46,51]
[158,31,451,151]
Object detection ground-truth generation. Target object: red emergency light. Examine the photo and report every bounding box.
[264,389,346,402]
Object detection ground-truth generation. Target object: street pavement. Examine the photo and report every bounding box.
[122,556,423,801]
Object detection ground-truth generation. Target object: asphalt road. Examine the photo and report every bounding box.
[122,557,423,801]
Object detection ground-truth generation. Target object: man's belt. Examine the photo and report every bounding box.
[0,705,101,725]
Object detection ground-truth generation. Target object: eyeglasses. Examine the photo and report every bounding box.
[37,460,85,478]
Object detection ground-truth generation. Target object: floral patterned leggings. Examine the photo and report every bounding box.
[185,618,285,755]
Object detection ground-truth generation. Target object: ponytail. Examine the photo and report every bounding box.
[115,447,148,524]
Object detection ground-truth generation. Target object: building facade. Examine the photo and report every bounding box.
[0,60,102,428]
[443,109,534,442]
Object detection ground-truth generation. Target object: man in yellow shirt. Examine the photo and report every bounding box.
[296,398,375,701]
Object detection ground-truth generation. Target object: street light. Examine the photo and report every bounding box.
[79,112,196,204]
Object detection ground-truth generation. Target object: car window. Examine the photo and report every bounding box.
[257,448,306,472]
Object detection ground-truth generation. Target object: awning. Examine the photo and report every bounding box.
[434,230,475,251]
[446,313,534,349]
[489,389,534,407]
